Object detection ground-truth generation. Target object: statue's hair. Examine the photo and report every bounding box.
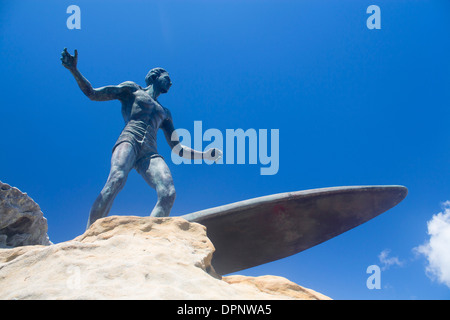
[145,67,168,86]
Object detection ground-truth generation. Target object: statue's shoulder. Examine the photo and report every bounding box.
[162,106,173,120]
[118,81,140,91]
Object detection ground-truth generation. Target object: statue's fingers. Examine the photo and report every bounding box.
[74,49,78,59]
[61,51,69,61]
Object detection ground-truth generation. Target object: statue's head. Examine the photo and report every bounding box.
[145,67,172,93]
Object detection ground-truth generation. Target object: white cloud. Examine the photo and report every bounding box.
[378,249,404,271]
[414,202,450,288]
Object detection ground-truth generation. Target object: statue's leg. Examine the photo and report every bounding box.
[86,142,136,229]
[136,156,176,217]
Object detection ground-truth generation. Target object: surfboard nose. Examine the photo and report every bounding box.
[387,185,408,204]
[392,185,408,198]
[361,185,408,210]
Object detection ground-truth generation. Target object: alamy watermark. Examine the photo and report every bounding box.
[67,4,381,31]
[66,5,81,30]
[171,121,279,176]
[366,264,381,290]
[367,5,381,30]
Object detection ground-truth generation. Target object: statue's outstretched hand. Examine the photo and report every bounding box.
[61,48,78,70]
[205,148,223,163]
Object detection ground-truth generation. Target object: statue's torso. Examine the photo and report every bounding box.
[117,83,168,153]
[120,84,167,130]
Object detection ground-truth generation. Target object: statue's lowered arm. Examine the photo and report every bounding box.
[162,113,222,162]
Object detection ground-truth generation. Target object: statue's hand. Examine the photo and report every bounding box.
[60,48,78,70]
[205,148,223,163]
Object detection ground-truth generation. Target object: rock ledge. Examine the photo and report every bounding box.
[0,216,330,300]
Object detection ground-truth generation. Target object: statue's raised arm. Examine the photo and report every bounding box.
[61,48,133,102]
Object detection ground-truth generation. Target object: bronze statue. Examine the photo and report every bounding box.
[61,48,222,229]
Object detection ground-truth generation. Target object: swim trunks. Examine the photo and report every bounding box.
[112,120,163,165]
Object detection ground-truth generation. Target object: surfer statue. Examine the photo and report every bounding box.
[61,48,222,229]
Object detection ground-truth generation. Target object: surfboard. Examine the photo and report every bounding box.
[181,185,407,275]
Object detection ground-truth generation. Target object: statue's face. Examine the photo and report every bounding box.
[157,72,172,93]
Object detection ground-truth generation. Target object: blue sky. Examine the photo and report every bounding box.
[1,0,449,299]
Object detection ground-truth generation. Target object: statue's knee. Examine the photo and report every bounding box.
[109,170,127,189]
[160,186,176,206]
[167,186,176,203]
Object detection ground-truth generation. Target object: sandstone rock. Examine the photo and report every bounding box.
[0,216,330,300]
[0,181,51,248]
[223,275,332,300]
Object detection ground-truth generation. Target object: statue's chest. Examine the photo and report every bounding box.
[133,92,166,120]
